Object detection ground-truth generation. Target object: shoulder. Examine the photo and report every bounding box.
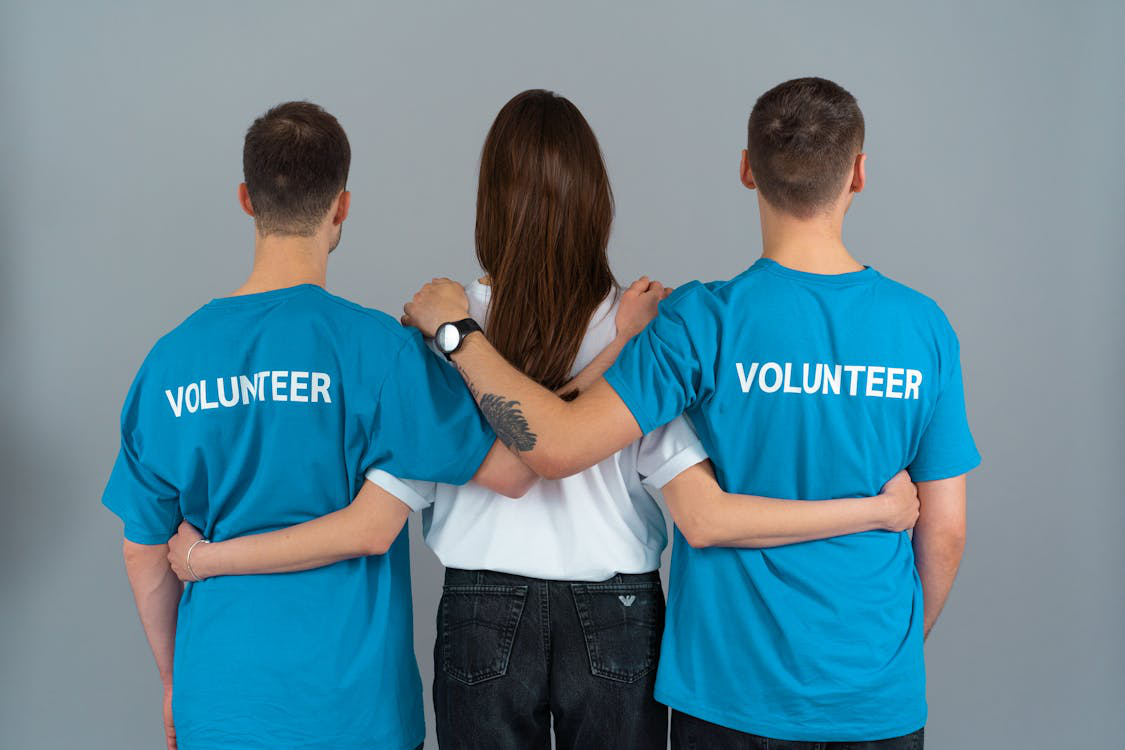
[658,276,736,320]
[872,271,961,345]
[308,288,414,344]
[873,272,954,323]
[135,303,214,377]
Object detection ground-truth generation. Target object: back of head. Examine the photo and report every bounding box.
[243,101,351,236]
[747,77,865,218]
[476,89,616,394]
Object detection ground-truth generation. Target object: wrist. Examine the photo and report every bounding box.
[870,493,893,531]
[612,328,635,345]
[187,539,215,580]
[448,328,485,361]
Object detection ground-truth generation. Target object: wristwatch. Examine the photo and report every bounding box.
[434,318,483,360]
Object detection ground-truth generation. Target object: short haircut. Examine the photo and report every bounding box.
[242,101,351,236]
[747,77,865,218]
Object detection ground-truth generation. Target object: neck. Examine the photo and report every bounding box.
[758,201,863,275]
[233,233,330,296]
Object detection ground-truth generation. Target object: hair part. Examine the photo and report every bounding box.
[476,89,616,394]
[747,77,865,218]
[243,101,351,237]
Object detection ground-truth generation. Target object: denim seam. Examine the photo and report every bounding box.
[541,579,551,664]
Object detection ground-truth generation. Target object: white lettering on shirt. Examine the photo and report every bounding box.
[735,362,923,400]
[290,371,309,402]
[759,362,783,393]
[822,364,841,395]
[865,366,886,398]
[185,382,200,413]
[905,369,923,400]
[844,365,864,396]
[885,368,905,399]
[272,370,288,402]
[736,362,759,393]
[165,387,184,418]
[782,362,802,394]
[199,379,219,410]
[165,370,334,417]
[802,363,822,394]
[312,372,332,403]
[217,376,240,407]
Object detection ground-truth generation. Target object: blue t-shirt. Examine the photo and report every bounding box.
[102,284,494,750]
[605,258,980,741]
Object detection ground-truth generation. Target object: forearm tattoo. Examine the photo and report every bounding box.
[451,359,538,452]
[478,393,538,452]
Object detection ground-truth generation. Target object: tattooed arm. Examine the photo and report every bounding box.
[405,279,660,479]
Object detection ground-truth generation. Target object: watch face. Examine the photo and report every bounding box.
[436,323,459,353]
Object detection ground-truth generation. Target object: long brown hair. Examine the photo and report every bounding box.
[476,89,616,394]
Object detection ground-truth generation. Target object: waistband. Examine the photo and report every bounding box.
[443,567,661,587]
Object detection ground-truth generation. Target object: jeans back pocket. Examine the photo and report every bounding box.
[571,580,664,683]
[439,584,528,686]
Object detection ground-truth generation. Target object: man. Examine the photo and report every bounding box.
[403,78,979,748]
[103,101,532,750]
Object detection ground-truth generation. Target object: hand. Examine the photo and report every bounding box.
[615,276,672,339]
[163,683,177,750]
[167,521,205,582]
[402,278,470,338]
[877,470,920,532]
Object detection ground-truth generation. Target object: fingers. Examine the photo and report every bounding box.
[626,276,650,294]
[883,469,910,491]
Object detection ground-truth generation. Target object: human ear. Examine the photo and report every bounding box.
[850,153,866,194]
[237,183,255,217]
[740,150,756,190]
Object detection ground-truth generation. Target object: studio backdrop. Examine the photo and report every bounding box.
[1,1,1122,748]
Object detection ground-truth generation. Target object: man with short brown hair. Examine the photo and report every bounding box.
[104,101,528,750]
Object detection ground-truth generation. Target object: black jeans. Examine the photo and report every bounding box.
[433,568,667,749]
[671,711,924,750]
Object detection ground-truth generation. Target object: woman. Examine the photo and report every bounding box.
[168,90,918,749]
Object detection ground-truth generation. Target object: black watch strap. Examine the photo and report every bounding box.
[440,318,483,360]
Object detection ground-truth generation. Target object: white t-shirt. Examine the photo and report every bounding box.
[368,280,707,581]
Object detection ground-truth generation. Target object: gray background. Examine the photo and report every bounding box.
[2,1,1122,747]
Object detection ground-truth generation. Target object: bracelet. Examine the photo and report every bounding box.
[185,538,211,582]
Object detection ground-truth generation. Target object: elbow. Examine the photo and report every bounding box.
[942,525,967,558]
[362,539,392,557]
[489,467,538,498]
[498,475,536,499]
[122,538,166,564]
[360,533,395,557]
[533,452,582,482]
[677,520,715,549]
[934,517,967,550]
[917,520,966,560]
[478,469,537,499]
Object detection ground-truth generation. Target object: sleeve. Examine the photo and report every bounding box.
[604,294,707,434]
[101,372,182,544]
[636,415,709,489]
[363,469,437,513]
[362,330,496,486]
[908,327,982,482]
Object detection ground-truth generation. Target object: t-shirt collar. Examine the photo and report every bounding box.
[752,257,877,285]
